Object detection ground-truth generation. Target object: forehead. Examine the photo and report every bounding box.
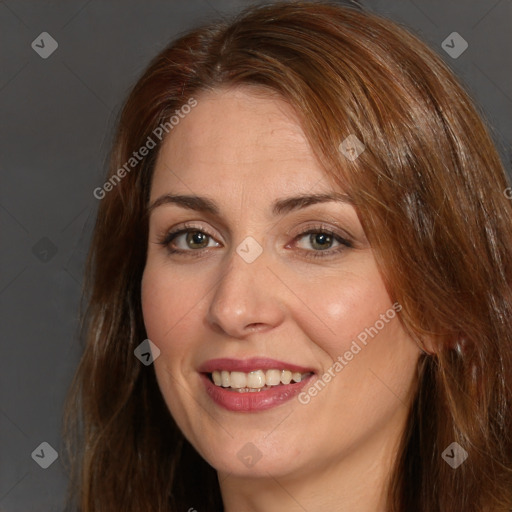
[150,87,334,199]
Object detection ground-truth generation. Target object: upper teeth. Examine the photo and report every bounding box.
[211,369,310,389]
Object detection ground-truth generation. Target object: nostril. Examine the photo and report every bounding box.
[246,322,269,332]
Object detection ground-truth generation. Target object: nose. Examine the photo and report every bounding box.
[206,247,285,338]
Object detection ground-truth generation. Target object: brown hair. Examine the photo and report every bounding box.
[62,2,512,510]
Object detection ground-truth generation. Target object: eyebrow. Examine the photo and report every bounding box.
[147,192,353,216]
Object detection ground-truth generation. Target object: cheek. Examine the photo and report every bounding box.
[140,265,201,355]
[141,268,171,342]
[290,265,394,360]
[291,269,418,430]
[141,267,201,442]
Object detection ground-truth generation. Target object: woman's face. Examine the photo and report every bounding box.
[141,87,421,480]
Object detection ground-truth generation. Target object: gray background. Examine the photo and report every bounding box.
[1,1,511,510]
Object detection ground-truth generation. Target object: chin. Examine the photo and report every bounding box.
[196,431,307,478]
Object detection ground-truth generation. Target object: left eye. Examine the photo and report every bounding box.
[295,231,345,251]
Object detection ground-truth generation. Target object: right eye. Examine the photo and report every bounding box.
[158,227,221,253]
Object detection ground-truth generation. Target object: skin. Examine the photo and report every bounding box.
[141,86,422,512]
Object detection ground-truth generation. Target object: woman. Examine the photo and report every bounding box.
[63,2,512,511]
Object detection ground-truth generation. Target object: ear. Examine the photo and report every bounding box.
[419,333,468,356]
[417,335,436,355]
[405,326,436,355]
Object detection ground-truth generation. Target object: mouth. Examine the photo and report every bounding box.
[198,358,316,412]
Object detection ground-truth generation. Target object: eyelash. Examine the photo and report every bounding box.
[156,222,353,260]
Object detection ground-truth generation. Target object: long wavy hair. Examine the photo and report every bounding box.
[62,2,512,511]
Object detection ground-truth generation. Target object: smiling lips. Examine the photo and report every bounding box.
[211,369,312,391]
[198,357,316,411]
